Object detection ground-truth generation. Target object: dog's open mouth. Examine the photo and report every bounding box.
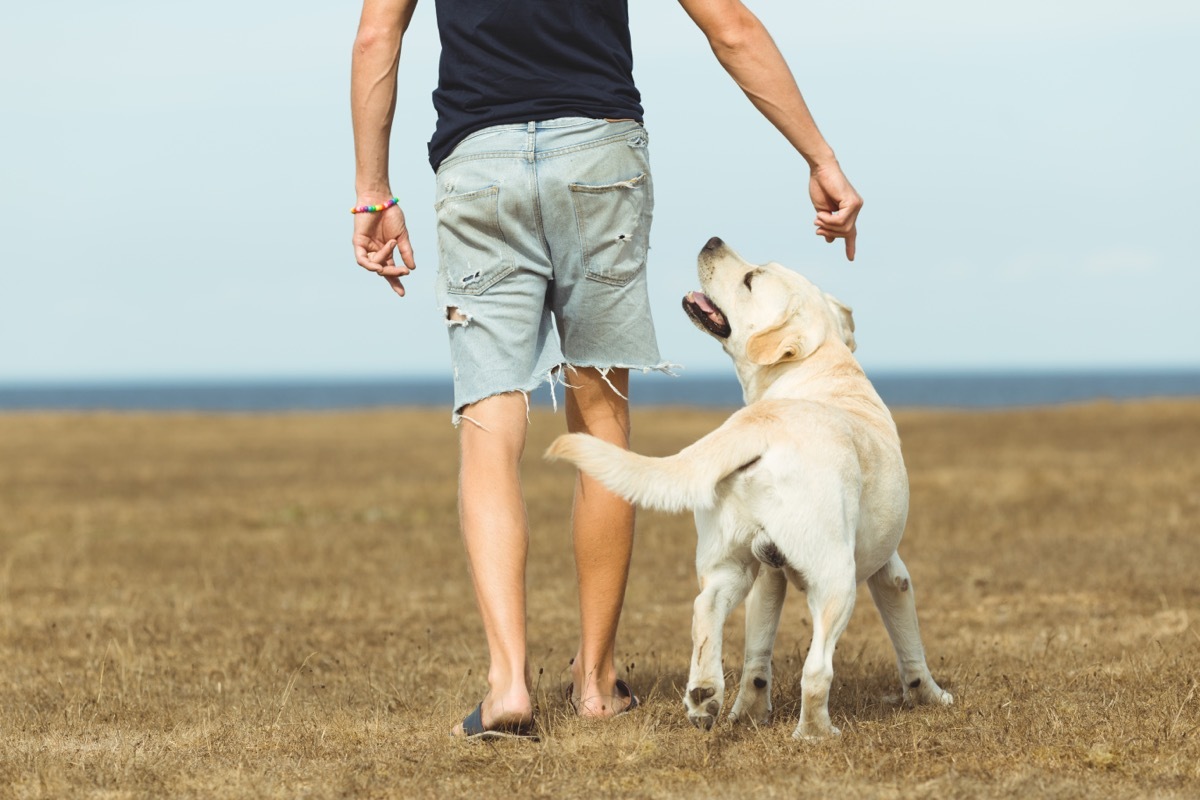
[683,291,731,339]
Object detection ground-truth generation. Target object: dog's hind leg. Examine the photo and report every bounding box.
[685,557,755,730]
[685,510,757,731]
[794,560,856,740]
[867,553,954,708]
[729,566,787,726]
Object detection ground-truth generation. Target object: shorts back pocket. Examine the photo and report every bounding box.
[436,185,515,295]
[569,172,651,287]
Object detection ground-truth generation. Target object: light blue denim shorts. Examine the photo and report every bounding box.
[434,117,671,422]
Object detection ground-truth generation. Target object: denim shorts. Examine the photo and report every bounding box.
[434,117,671,422]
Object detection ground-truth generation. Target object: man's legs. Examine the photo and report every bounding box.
[450,391,535,735]
[565,367,636,717]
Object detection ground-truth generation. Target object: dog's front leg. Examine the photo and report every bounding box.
[730,566,787,726]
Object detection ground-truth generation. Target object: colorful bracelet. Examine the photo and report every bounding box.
[350,197,400,214]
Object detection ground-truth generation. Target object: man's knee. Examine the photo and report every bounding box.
[565,368,630,440]
[458,391,530,461]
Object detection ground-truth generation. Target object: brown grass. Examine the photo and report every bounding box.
[1,400,1198,799]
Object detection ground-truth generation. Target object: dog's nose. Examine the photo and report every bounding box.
[704,236,724,251]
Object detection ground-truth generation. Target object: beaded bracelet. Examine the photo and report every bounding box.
[350,197,400,214]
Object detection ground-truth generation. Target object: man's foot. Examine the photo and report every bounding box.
[451,691,535,739]
[452,703,537,740]
[566,677,639,718]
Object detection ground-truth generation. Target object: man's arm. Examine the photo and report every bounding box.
[677,0,862,260]
[351,0,419,296]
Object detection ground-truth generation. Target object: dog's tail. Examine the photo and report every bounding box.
[544,408,775,513]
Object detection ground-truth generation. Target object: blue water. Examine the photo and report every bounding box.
[1,369,1198,412]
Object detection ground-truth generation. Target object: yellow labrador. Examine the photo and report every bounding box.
[547,237,952,739]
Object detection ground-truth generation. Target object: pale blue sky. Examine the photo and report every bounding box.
[2,1,1197,382]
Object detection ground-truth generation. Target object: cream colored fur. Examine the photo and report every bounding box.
[546,239,952,740]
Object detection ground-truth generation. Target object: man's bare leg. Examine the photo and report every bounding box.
[565,367,636,717]
[450,391,534,735]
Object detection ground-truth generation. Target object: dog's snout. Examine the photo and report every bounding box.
[703,236,724,252]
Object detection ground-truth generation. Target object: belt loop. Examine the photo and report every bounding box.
[526,120,536,160]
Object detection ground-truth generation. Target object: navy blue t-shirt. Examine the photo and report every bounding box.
[429,0,644,170]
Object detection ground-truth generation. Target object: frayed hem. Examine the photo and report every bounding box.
[450,361,680,426]
[554,360,681,404]
[451,388,533,429]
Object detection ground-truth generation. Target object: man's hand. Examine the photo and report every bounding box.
[677,0,863,261]
[352,202,416,297]
[810,162,862,262]
[351,0,418,295]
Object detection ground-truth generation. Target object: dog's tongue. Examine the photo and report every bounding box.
[687,291,727,327]
[689,292,717,314]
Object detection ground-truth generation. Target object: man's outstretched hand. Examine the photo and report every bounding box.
[809,163,863,262]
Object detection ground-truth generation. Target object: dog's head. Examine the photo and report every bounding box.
[682,237,856,372]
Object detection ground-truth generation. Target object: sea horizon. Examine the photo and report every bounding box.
[2,367,1199,413]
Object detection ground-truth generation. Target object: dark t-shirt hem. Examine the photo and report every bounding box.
[429,105,645,171]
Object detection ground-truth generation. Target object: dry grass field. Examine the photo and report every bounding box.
[1,400,1198,799]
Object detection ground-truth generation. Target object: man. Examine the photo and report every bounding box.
[351,0,862,738]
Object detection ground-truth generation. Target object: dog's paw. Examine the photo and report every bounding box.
[901,676,954,708]
[729,678,772,726]
[792,721,841,741]
[926,686,954,706]
[685,684,723,731]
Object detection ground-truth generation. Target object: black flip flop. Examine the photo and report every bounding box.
[456,703,539,741]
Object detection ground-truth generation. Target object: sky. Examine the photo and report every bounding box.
[1,1,1198,383]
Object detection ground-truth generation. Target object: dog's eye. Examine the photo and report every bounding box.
[743,271,755,291]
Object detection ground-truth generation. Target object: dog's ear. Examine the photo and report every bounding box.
[823,292,856,353]
[746,322,811,366]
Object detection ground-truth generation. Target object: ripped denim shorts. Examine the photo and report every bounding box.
[434,117,671,423]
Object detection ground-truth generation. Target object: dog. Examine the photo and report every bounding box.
[546,237,953,740]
